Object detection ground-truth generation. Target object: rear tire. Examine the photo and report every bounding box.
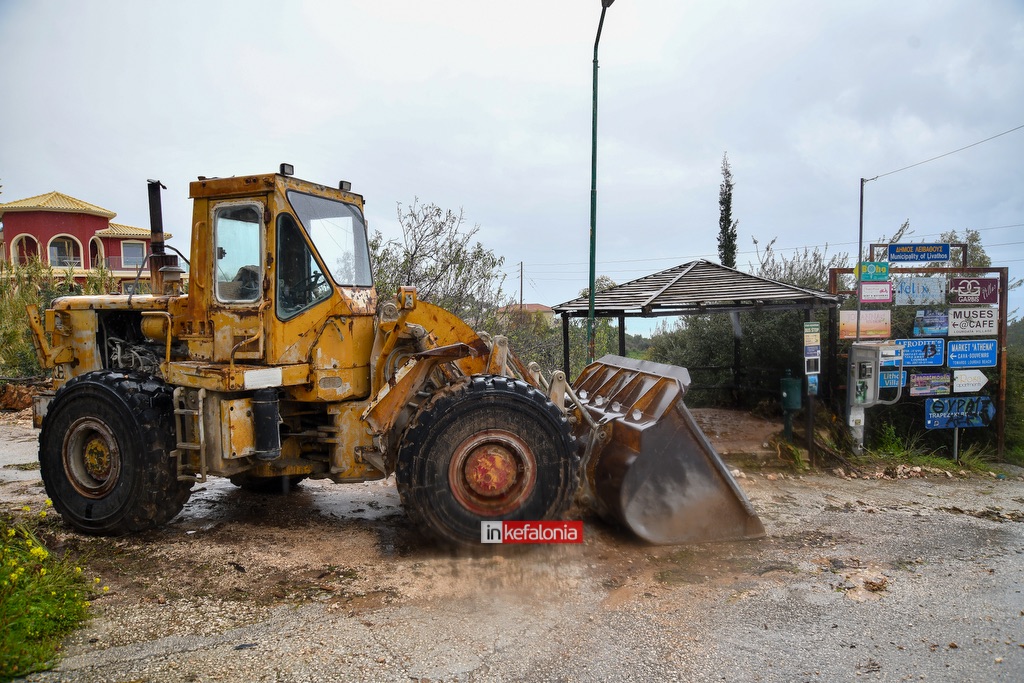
[396,375,578,546]
[38,371,191,535]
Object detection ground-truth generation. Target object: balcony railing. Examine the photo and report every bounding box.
[92,256,146,271]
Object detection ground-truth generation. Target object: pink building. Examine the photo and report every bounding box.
[0,191,163,289]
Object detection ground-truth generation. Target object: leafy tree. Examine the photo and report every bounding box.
[368,199,507,329]
[717,153,738,268]
[751,237,850,290]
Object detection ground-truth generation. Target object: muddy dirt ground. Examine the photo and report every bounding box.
[2,408,1023,682]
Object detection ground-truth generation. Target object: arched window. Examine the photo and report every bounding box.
[48,235,83,268]
[90,237,105,269]
[10,234,40,265]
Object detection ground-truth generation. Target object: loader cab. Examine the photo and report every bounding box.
[182,171,377,398]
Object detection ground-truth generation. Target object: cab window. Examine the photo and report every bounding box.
[214,203,262,303]
[276,213,331,319]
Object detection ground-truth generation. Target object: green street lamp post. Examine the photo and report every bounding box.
[588,0,614,362]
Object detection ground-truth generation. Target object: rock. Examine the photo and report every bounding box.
[0,383,34,411]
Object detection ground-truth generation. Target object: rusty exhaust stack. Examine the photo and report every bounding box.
[146,179,178,294]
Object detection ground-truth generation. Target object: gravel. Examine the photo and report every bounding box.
[2,414,1022,682]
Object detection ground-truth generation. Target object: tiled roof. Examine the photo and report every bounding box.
[554,259,840,316]
[0,191,117,219]
[97,223,153,238]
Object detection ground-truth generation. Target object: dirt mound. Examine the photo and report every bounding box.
[690,408,781,457]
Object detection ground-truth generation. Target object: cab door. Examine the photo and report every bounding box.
[209,200,267,363]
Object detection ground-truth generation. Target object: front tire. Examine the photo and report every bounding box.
[38,371,191,535]
[396,375,579,546]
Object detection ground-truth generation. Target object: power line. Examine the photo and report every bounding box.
[868,123,1024,181]
[517,221,1023,270]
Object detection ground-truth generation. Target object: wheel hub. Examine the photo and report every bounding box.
[464,445,517,497]
[83,437,112,480]
[63,417,121,498]
[449,429,537,516]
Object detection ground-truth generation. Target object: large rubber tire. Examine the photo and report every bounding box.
[38,371,192,535]
[396,375,579,546]
[229,474,307,494]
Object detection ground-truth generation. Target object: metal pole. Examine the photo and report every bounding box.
[855,177,865,342]
[588,2,612,362]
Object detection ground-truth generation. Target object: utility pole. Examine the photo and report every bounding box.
[588,0,615,362]
[519,261,523,312]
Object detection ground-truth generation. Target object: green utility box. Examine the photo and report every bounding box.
[780,371,802,412]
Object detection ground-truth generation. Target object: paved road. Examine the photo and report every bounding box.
[2,415,1022,682]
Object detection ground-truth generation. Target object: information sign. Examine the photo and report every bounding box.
[946,339,997,368]
[912,310,947,337]
[894,338,944,367]
[858,261,890,281]
[888,243,950,262]
[879,370,907,389]
[925,396,995,429]
[839,310,890,339]
[948,307,997,336]
[893,277,947,306]
[949,277,998,304]
[859,282,893,303]
[953,369,988,393]
[909,373,951,397]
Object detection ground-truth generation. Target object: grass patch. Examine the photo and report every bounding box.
[0,502,99,681]
[864,423,996,474]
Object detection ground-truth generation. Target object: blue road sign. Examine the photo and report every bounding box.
[879,371,907,388]
[925,396,995,429]
[888,243,951,262]
[947,339,997,368]
[876,370,909,387]
[894,338,945,367]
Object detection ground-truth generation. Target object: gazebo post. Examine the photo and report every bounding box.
[805,306,816,466]
[618,314,626,356]
[561,312,571,376]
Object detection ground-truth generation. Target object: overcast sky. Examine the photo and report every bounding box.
[1,0,1022,332]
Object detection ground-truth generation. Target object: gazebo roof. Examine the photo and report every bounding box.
[553,259,841,317]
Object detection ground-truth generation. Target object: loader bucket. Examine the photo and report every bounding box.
[572,355,765,544]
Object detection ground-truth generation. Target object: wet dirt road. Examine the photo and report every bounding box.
[2,412,1023,683]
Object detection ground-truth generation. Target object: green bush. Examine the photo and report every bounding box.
[0,503,97,681]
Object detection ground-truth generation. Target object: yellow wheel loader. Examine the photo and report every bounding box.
[27,167,764,546]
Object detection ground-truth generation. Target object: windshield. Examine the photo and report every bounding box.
[286,191,373,287]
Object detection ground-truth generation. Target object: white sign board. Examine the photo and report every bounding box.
[859,282,893,303]
[893,277,947,306]
[948,307,997,336]
[953,369,988,393]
